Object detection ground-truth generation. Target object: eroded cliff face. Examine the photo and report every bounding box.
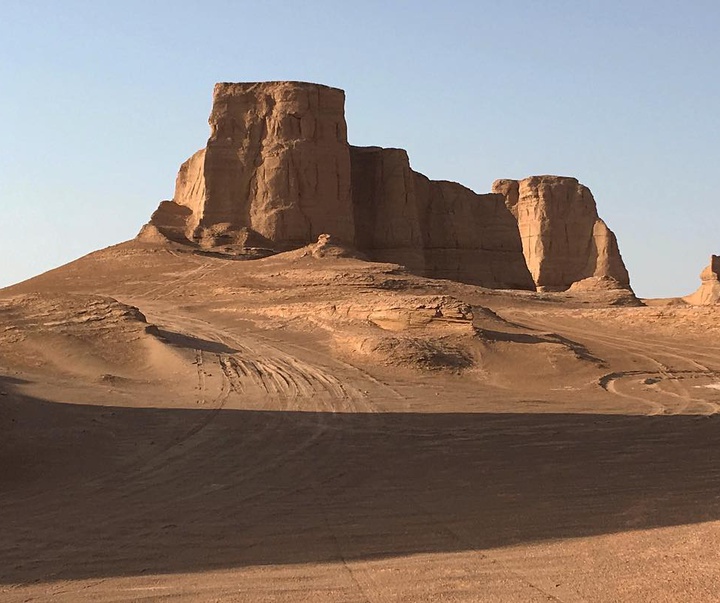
[149,81,355,248]
[492,176,630,291]
[141,81,630,292]
[350,146,534,288]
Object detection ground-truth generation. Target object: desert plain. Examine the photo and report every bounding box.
[2,239,720,602]
[2,81,720,602]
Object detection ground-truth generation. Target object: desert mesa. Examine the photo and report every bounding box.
[139,80,632,293]
[1,81,720,602]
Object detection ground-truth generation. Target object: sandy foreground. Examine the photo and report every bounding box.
[2,242,720,602]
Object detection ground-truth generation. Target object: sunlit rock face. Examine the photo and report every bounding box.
[171,81,355,247]
[140,82,629,293]
[684,255,720,305]
[492,175,631,291]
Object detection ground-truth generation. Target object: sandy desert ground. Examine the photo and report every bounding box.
[2,239,720,602]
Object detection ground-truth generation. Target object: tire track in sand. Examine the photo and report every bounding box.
[515,312,720,416]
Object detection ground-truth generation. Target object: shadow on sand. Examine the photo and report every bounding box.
[2,375,720,584]
[147,327,239,354]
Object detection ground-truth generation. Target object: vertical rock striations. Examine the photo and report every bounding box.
[349,146,534,288]
[141,81,630,293]
[149,81,355,248]
[492,176,630,291]
[349,147,425,272]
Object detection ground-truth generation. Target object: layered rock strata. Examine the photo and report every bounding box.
[141,81,629,292]
[492,176,630,291]
[684,255,720,305]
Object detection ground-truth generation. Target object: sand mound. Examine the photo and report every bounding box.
[279,293,600,377]
[368,335,475,371]
[564,276,641,306]
[0,293,184,380]
[568,276,626,291]
[0,293,148,340]
[280,233,367,261]
[349,296,477,371]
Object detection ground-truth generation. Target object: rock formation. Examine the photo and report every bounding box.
[684,255,720,305]
[145,81,355,248]
[140,81,630,292]
[349,146,534,289]
[491,176,630,291]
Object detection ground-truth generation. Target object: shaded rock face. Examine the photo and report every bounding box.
[350,146,534,289]
[492,176,630,291]
[142,81,628,292]
[684,255,720,305]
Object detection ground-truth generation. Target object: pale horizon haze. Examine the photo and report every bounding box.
[1,1,718,298]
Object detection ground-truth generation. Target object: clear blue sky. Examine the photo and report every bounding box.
[1,0,718,297]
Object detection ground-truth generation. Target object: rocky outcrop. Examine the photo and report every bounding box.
[567,277,641,306]
[141,81,629,292]
[492,176,630,291]
[137,201,194,244]
[350,146,534,289]
[147,81,355,248]
[684,256,720,305]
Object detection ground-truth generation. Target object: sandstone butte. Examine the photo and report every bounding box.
[139,81,632,293]
[684,255,720,305]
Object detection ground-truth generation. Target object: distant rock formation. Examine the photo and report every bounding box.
[491,176,630,292]
[684,255,720,305]
[140,81,629,292]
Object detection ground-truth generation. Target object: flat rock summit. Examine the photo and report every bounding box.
[140,81,631,293]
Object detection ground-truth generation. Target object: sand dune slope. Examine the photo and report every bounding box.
[2,241,720,601]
